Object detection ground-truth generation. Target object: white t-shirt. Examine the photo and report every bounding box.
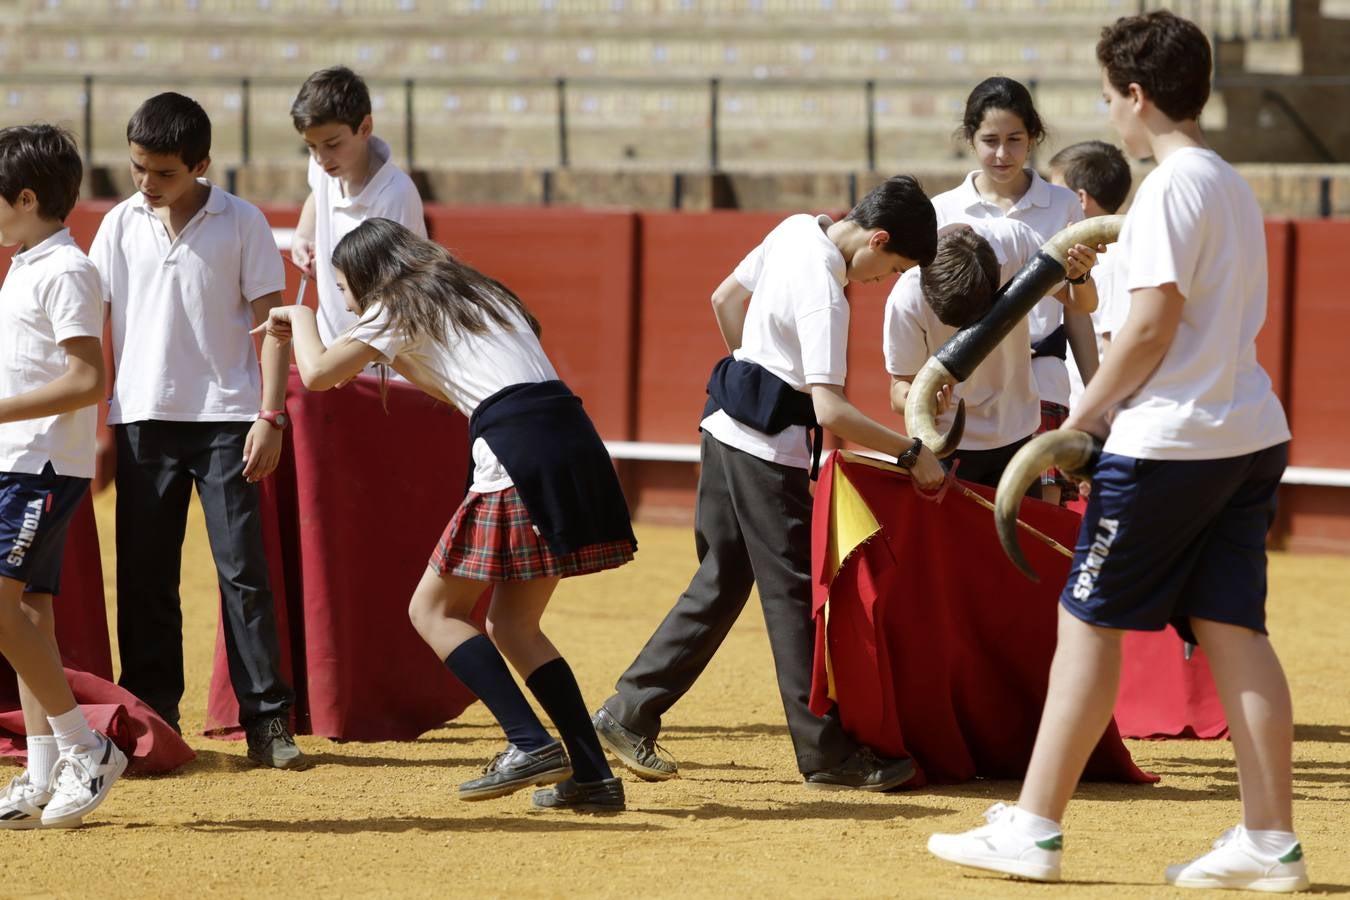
[1067,247,1124,407]
[90,182,285,424]
[883,218,1041,451]
[311,137,427,345]
[1105,147,1290,460]
[699,214,849,470]
[932,169,1084,406]
[350,303,557,491]
[0,230,104,477]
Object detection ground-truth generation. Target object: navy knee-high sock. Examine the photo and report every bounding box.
[525,657,613,783]
[445,635,551,753]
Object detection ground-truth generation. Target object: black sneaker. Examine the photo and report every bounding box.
[246,717,310,771]
[458,741,572,802]
[592,707,678,781]
[804,747,915,792]
[532,777,625,812]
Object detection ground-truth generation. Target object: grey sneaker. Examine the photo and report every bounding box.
[804,746,916,792]
[246,717,310,771]
[592,707,678,781]
[458,741,572,802]
[532,776,625,812]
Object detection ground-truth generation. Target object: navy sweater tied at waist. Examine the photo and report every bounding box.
[701,355,824,479]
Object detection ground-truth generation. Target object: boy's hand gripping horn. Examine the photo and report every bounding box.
[994,429,1102,581]
[903,216,1125,458]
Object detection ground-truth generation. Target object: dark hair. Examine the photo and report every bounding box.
[291,66,372,132]
[1047,140,1132,213]
[333,218,541,350]
[127,92,211,168]
[920,227,1000,329]
[846,175,938,267]
[1097,11,1211,122]
[0,124,83,222]
[958,76,1046,145]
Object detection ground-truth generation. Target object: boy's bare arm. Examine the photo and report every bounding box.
[1064,283,1185,439]
[291,193,318,276]
[889,374,913,414]
[1064,309,1099,385]
[809,383,945,488]
[711,274,752,353]
[0,337,104,424]
[245,291,290,481]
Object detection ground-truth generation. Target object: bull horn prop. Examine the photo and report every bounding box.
[904,215,1125,457]
[994,429,1101,581]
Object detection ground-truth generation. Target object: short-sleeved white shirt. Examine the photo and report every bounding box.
[350,303,557,491]
[932,169,1084,406]
[1067,247,1124,407]
[90,182,285,425]
[0,230,104,477]
[311,137,427,345]
[883,218,1042,451]
[1105,147,1289,460]
[699,214,850,470]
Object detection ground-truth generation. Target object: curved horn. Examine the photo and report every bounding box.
[903,358,966,458]
[1040,215,1126,269]
[994,430,1100,581]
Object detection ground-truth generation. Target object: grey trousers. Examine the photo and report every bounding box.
[605,432,854,774]
[114,421,294,731]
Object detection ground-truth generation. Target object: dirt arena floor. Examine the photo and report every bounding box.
[2,489,1348,899]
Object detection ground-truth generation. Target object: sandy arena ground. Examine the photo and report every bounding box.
[2,489,1348,899]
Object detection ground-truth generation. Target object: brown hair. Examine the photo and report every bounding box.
[920,227,1000,329]
[1048,140,1132,213]
[291,66,372,132]
[1097,11,1212,123]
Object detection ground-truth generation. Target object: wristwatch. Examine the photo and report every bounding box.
[1066,271,1090,285]
[258,409,290,430]
[896,436,923,469]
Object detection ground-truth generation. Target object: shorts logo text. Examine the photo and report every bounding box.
[5,499,44,567]
[1071,517,1119,601]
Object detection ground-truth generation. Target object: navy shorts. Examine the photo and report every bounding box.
[1059,442,1288,645]
[0,464,90,595]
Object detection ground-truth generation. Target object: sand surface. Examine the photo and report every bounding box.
[3,490,1347,898]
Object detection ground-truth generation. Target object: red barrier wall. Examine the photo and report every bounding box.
[1258,220,1294,405]
[1287,220,1350,469]
[423,205,638,440]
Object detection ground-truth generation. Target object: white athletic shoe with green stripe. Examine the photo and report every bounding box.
[927,802,1063,882]
[1166,826,1310,892]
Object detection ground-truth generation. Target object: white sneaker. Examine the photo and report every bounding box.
[927,802,1063,882]
[41,735,127,828]
[1166,826,1310,892]
[0,771,51,830]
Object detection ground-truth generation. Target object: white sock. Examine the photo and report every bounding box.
[25,735,58,790]
[47,708,97,754]
[1244,827,1300,858]
[1009,806,1063,839]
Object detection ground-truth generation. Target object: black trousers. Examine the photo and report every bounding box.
[114,421,293,730]
[948,434,1040,496]
[605,432,854,774]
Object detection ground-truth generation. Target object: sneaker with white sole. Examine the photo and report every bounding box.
[927,802,1063,882]
[0,771,51,830]
[1165,826,1310,893]
[41,735,127,827]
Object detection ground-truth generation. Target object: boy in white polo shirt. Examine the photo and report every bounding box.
[89,93,306,770]
[288,66,427,345]
[594,176,947,791]
[928,12,1306,891]
[884,218,1044,490]
[0,124,127,827]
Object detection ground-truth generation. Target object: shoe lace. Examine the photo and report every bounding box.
[256,718,295,747]
[50,747,98,797]
[2,771,31,801]
[483,748,513,775]
[633,736,675,767]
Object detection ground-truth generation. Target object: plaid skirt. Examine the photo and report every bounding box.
[1035,401,1080,502]
[431,486,636,582]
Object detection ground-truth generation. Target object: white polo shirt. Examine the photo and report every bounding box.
[311,136,427,345]
[700,214,849,470]
[0,230,104,477]
[932,169,1084,406]
[883,218,1042,451]
[1105,147,1289,460]
[89,181,285,425]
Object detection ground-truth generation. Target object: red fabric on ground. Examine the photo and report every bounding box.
[206,370,486,741]
[0,494,195,775]
[809,453,1156,787]
[1117,630,1228,739]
